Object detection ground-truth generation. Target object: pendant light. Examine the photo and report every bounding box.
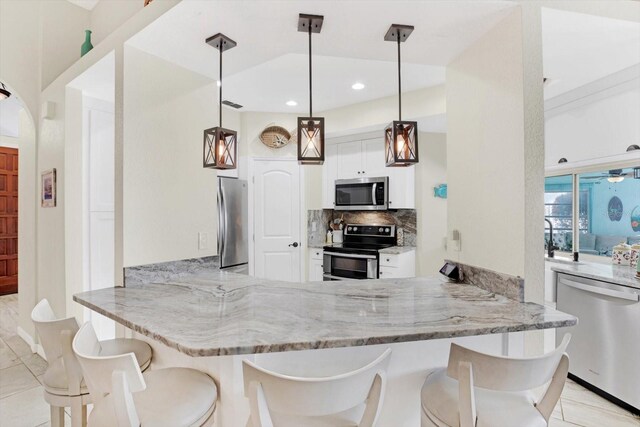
[0,82,11,101]
[297,14,325,165]
[203,33,237,170]
[384,24,418,167]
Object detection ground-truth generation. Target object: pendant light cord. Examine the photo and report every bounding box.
[219,46,223,127]
[397,37,402,121]
[308,22,313,118]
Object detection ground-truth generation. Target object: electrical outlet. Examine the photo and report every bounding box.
[451,229,461,252]
[198,232,208,250]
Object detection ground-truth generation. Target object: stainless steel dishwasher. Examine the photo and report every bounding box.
[556,273,640,413]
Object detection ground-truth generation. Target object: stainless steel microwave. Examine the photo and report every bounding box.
[334,177,388,211]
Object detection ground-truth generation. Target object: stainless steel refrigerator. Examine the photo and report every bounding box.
[218,177,248,268]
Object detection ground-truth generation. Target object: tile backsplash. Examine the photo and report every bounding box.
[308,209,417,247]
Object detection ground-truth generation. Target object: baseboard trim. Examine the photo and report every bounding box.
[16,326,36,353]
[568,373,639,416]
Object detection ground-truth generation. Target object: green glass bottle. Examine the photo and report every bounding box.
[81,30,93,57]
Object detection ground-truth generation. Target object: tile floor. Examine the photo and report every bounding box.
[0,293,638,427]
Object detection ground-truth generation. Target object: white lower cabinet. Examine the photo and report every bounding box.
[378,250,416,279]
[308,249,324,282]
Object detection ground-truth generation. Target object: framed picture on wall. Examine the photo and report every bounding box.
[41,168,57,208]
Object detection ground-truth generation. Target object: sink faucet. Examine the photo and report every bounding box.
[544,218,557,258]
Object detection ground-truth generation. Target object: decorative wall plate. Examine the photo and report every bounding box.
[608,196,623,222]
[259,126,291,149]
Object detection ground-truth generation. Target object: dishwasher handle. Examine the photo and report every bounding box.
[560,278,640,302]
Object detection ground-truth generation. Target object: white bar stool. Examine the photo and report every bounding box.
[421,334,571,427]
[31,299,152,427]
[73,322,218,427]
[242,348,392,427]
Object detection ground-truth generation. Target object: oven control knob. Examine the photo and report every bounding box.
[347,226,352,231]
[379,227,383,232]
[385,228,390,233]
[353,227,358,231]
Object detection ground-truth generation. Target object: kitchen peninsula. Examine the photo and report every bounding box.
[74,263,576,426]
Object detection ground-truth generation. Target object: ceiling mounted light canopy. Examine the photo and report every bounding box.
[297,13,325,165]
[203,33,237,170]
[384,24,418,167]
[0,82,11,101]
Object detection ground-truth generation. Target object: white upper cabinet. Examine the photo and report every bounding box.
[322,137,415,209]
[336,141,364,179]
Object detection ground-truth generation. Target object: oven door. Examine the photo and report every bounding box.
[334,177,388,211]
[323,252,378,281]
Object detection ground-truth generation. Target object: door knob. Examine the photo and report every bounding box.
[289,242,299,248]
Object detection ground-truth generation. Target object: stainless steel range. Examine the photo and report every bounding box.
[323,224,396,281]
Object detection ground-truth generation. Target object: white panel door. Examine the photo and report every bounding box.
[86,104,115,340]
[336,141,363,179]
[254,160,301,282]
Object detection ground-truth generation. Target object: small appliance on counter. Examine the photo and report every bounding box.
[439,262,463,282]
[323,224,395,281]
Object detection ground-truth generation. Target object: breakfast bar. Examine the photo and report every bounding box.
[74,268,576,426]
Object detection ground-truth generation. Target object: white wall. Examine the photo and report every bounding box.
[90,0,144,46]
[0,110,37,339]
[415,132,447,276]
[446,8,544,285]
[123,46,241,267]
[320,85,446,136]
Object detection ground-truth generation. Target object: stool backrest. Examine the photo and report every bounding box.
[447,333,571,392]
[243,348,391,427]
[72,322,146,398]
[31,299,80,363]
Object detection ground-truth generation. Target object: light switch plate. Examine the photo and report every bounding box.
[451,229,461,252]
[198,232,208,250]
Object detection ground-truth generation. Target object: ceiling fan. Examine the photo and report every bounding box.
[581,169,636,183]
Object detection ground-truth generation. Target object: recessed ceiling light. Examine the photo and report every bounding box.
[352,82,365,90]
[286,100,297,106]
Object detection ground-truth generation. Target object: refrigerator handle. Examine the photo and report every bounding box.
[217,183,226,260]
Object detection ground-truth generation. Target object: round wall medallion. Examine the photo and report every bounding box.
[608,196,623,222]
[259,126,291,149]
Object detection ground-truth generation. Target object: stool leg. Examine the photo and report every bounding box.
[70,399,87,427]
[50,406,65,427]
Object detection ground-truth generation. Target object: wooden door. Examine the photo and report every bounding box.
[253,159,302,282]
[0,147,18,295]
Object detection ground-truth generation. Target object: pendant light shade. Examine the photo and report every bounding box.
[385,120,418,166]
[203,33,237,170]
[384,24,418,167]
[0,82,11,101]
[297,14,325,165]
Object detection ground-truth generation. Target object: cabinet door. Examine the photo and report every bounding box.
[362,138,386,177]
[323,144,338,208]
[387,165,415,209]
[337,141,363,179]
[309,259,324,281]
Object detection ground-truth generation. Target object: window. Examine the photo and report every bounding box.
[578,167,640,257]
[544,175,576,252]
[545,167,640,257]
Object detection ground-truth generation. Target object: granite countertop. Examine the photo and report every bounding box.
[379,246,416,255]
[549,259,640,289]
[74,269,576,357]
